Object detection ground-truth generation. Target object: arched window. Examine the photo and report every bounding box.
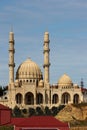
[30,80,32,83]
[25,92,34,105]
[16,93,22,104]
[73,94,79,104]
[19,80,22,86]
[36,93,43,104]
[52,94,58,104]
[62,92,71,104]
[36,80,38,86]
[26,80,28,82]
[33,79,35,82]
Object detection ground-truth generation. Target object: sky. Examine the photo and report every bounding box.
[0,0,87,87]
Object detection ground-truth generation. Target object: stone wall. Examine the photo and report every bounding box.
[70,127,87,130]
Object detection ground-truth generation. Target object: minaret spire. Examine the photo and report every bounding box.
[81,78,84,88]
[8,30,15,84]
[10,25,13,32]
[43,32,50,84]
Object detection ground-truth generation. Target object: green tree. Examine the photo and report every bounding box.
[22,108,27,114]
[0,86,3,96]
[44,106,51,115]
[29,108,36,116]
[51,106,58,116]
[36,107,44,115]
[58,105,65,111]
[13,106,22,117]
[0,126,13,130]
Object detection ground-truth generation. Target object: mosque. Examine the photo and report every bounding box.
[0,31,87,109]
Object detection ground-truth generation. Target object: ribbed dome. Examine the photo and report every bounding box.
[16,58,43,80]
[58,74,73,87]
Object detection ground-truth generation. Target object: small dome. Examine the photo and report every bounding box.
[15,79,19,87]
[16,58,43,80]
[74,84,79,88]
[58,74,73,87]
[39,80,44,87]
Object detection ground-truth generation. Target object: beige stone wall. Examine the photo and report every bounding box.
[0,82,84,109]
[70,127,87,130]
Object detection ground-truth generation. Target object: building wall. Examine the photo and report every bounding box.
[0,82,83,109]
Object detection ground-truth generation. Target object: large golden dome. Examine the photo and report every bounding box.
[16,58,43,80]
[58,74,73,87]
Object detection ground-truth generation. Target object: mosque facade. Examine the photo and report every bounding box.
[0,31,87,109]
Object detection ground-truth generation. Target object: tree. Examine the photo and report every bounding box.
[58,105,65,111]
[36,107,44,115]
[0,86,3,96]
[44,106,51,115]
[0,126,14,130]
[51,106,58,116]
[22,108,27,114]
[13,106,22,117]
[29,108,36,116]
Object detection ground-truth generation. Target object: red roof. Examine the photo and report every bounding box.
[81,87,87,93]
[0,104,10,110]
[11,116,69,129]
[0,104,11,126]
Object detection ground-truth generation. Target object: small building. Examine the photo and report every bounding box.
[11,116,69,130]
[0,104,11,126]
[0,104,69,130]
[81,87,87,102]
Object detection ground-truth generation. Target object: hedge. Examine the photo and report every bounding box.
[0,126,14,130]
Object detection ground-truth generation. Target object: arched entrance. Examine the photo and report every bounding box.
[52,94,58,104]
[36,93,43,104]
[73,94,79,104]
[16,93,23,104]
[25,92,34,105]
[62,92,70,104]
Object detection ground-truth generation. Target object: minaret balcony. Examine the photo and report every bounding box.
[43,49,50,53]
[43,63,50,68]
[9,40,15,44]
[9,49,15,53]
[44,40,50,43]
[8,63,15,67]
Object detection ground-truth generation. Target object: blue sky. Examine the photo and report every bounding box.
[0,0,87,87]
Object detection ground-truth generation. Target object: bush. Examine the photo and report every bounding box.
[51,106,58,116]
[44,106,52,115]
[29,108,36,116]
[13,106,22,117]
[0,126,13,130]
[58,105,65,111]
[0,86,3,96]
[36,107,44,115]
[22,108,27,114]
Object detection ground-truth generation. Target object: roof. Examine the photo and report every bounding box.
[81,87,87,93]
[11,116,69,129]
[58,74,73,87]
[16,58,43,80]
[0,104,10,110]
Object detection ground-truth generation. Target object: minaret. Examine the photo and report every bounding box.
[81,78,84,88]
[43,32,50,84]
[8,31,15,84]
